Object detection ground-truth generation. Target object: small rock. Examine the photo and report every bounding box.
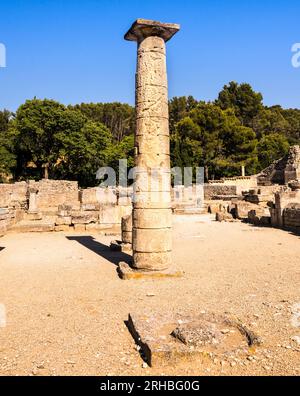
[142,362,148,369]
[221,329,230,334]
[291,336,300,345]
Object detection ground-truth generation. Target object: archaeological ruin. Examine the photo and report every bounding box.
[1,13,300,377]
[2,145,300,239]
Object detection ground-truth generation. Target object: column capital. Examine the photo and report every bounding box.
[124,19,180,43]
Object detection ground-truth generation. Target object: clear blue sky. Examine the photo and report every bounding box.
[1,0,300,111]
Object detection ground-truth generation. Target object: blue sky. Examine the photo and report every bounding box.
[0,0,300,111]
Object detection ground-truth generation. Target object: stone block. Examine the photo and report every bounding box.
[133,208,172,229]
[118,262,182,280]
[10,221,55,233]
[72,212,98,224]
[215,211,234,222]
[134,170,171,193]
[121,214,132,232]
[74,224,86,232]
[136,116,169,137]
[132,251,172,271]
[99,205,120,224]
[133,191,171,209]
[122,231,132,244]
[57,204,73,217]
[126,311,261,367]
[110,241,132,254]
[25,212,42,221]
[85,223,113,231]
[81,203,100,211]
[55,216,72,226]
[135,152,170,169]
[132,228,172,252]
[54,225,73,232]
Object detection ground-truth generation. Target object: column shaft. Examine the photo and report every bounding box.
[133,36,172,271]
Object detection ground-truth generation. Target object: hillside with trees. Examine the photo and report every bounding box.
[0,82,299,186]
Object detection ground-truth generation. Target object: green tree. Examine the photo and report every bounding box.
[0,110,16,181]
[13,99,87,179]
[173,103,258,180]
[216,81,263,127]
[252,106,290,138]
[53,120,113,187]
[281,108,300,143]
[71,102,135,142]
[169,96,198,134]
[12,99,114,186]
[257,133,290,170]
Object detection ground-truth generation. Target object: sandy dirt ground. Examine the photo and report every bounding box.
[0,214,299,376]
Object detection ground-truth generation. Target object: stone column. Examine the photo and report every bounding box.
[28,187,38,213]
[241,166,245,177]
[124,19,180,272]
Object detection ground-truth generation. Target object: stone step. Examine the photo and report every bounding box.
[9,220,55,233]
[24,212,43,221]
[173,207,207,215]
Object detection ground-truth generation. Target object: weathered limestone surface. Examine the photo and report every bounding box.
[121,214,132,244]
[271,188,300,228]
[34,179,80,212]
[125,19,180,271]
[127,311,261,367]
[283,204,300,229]
[0,208,10,236]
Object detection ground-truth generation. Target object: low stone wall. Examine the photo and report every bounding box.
[270,189,300,228]
[31,179,80,213]
[204,177,257,200]
[283,204,300,229]
[204,185,239,200]
[0,180,134,234]
[0,182,27,208]
[172,185,204,209]
[0,208,10,236]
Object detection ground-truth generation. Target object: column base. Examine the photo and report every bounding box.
[110,240,132,254]
[118,261,183,280]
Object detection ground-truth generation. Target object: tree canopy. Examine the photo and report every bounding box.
[1,82,300,186]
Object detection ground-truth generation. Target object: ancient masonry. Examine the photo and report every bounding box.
[117,19,181,278]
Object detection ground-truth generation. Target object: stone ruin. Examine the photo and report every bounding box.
[2,17,300,370]
[257,145,300,186]
[0,179,132,237]
[2,146,300,238]
[209,145,300,232]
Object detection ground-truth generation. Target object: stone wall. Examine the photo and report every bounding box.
[283,204,300,229]
[270,188,300,228]
[30,179,80,213]
[204,185,238,200]
[0,208,10,236]
[204,177,257,200]
[0,182,27,208]
[0,182,27,231]
[257,145,300,186]
[0,180,134,234]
